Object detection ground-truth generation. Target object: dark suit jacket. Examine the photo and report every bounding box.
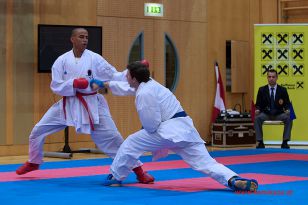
[255,84,290,115]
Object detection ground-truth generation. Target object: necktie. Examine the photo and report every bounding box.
[270,87,275,112]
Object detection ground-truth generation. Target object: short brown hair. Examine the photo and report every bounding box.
[127,61,150,83]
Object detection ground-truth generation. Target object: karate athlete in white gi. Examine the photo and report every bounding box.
[15,28,154,184]
[102,60,258,191]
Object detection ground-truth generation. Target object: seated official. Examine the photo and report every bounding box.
[254,69,292,149]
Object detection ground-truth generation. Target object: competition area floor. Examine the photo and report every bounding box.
[0,147,308,205]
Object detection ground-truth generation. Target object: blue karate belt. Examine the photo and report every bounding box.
[171,111,187,119]
[141,111,187,130]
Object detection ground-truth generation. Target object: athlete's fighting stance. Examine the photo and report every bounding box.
[101,60,258,191]
[16,28,154,184]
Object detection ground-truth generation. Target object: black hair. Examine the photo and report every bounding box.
[71,28,87,37]
[267,69,278,76]
[127,61,150,83]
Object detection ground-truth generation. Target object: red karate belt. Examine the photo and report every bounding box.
[63,91,97,131]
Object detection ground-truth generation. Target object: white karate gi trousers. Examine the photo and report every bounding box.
[28,99,141,168]
[111,129,237,186]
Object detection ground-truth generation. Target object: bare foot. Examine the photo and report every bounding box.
[234,180,258,191]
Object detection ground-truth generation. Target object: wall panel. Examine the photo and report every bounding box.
[97,0,207,22]
[260,0,278,23]
[230,40,249,93]
[38,0,97,25]
[13,0,35,144]
[152,20,208,139]
[5,0,14,146]
[0,1,7,145]
[207,0,251,116]
[249,0,262,104]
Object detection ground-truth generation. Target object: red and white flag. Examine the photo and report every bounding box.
[250,100,256,123]
[211,62,226,122]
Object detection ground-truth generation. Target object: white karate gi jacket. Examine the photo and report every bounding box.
[51,49,126,134]
[109,79,204,160]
